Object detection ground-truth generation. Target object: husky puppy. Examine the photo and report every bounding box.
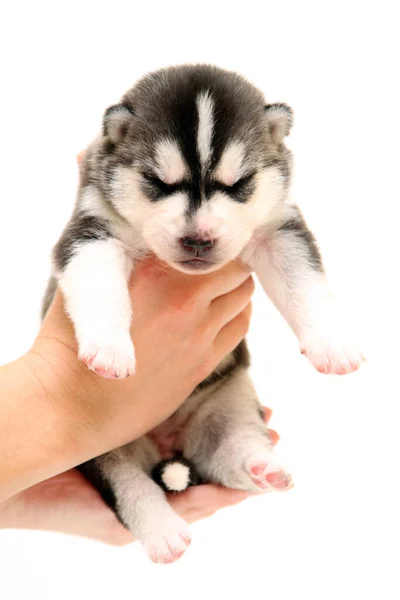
[42,65,363,563]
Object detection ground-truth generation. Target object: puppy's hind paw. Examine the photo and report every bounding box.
[141,517,192,564]
[246,453,293,493]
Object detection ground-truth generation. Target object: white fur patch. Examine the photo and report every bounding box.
[79,185,119,222]
[264,104,292,143]
[111,166,188,246]
[214,141,246,186]
[250,167,286,222]
[182,368,292,493]
[111,164,286,274]
[155,139,187,184]
[196,91,214,169]
[104,105,133,144]
[161,463,191,492]
[56,239,135,376]
[245,229,364,374]
[194,166,284,245]
[99,443,192,563]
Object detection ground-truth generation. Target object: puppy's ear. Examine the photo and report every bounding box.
[102,104,134,143]
[264,103,293,144]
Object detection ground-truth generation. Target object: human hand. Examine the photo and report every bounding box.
[0,254,253,503]
[29,257,254,466]
[0,409,278,544]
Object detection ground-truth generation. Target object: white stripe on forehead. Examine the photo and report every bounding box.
[196,91,215,169]
[155,138,187,184]
[214,141,246,186]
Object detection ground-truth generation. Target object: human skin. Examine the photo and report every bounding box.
[0,258,254,502]
[0,148,277,545]
[0,409,279,545]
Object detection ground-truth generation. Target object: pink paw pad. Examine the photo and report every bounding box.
[266,470,293,490]
[249,462,293,492]
[93,366,122,379]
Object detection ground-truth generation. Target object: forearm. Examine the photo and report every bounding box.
[0,340,169,502]
[0,331,198,503]
[0,351,85,502]
[0,336,199,502]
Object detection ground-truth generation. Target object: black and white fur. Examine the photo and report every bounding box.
[42,65,363,564]
[151,454,203,493]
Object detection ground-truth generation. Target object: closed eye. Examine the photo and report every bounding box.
[213,173,257,202]
[221,173,256,190]
[142,173,174,189]
[141,173,183,200]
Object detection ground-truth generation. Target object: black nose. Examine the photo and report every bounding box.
[181,237,214,254]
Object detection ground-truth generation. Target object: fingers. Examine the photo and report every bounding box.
[41,289,70,329]
[210,275,255,332]
[169,484,251,524]
[267,428,280,445]
[36,290,78,353]
[263,407,273,423]
[261,408,280,445]
[196,485,251,509]
[198,260,252,303]
[212,302,252,362]
[130,259,252,319]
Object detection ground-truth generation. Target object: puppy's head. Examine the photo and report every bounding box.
[99,65,293,273]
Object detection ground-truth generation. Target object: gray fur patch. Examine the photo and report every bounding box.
[182,368,270,486]
[195,340,250,391]
[77,459,128,528]
[53,214,112,271]
[278,209,323,271]
[41,275,58,319]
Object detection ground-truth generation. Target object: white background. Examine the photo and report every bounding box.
[0,1,399,599]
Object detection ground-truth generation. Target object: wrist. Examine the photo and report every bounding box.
[0,347,91,501]
[24,338,107,458]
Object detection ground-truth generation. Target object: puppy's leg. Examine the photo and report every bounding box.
[53,213,135,378]
[244,208,363,374]
[182,369,293,493]
[88,437,192,564]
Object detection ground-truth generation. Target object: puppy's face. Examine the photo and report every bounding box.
[100,66,293,273]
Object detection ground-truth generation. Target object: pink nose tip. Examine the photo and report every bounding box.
[180,237,215,255]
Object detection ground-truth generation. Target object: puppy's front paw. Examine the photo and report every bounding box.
[141,516,192,564]
[300,335,364,375]
[79,333,136,379]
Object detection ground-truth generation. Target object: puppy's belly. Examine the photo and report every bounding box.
[148,425,183,459]
[148,343,250,459]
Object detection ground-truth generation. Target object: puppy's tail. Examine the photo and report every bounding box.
[151,454,202,493]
